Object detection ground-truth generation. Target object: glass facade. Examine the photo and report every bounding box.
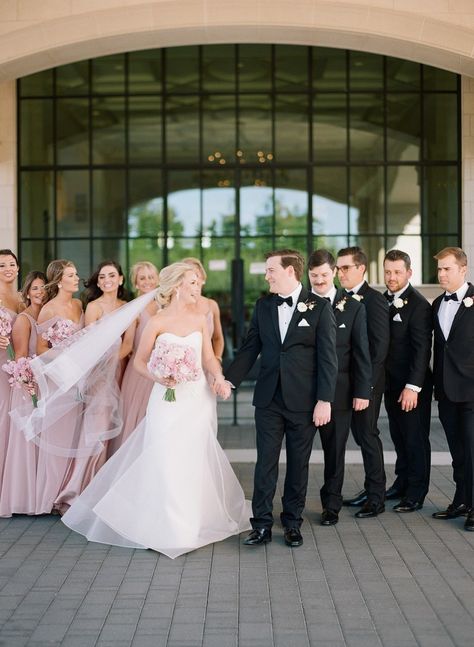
[18,45,461,351]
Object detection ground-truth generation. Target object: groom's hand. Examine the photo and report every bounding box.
[313,401,331,427]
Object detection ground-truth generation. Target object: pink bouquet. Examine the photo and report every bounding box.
[2,356,38,407]
[147,340,201,402]
[0,306,15,360]
[42,319,77,348]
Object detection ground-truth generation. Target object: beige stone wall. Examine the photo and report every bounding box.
[462,76,474,272]
[0,81,16,250]
[0,1,473,81]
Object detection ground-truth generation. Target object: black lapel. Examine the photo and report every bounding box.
[448,284,474,339]
[432,293,446,341]
[283,286,308,344]
[270,294,281,342]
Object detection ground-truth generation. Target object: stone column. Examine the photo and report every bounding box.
[0,80,16,251]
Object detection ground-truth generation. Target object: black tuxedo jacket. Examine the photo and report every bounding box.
[332,288,372,410]
[225,287,338,412]
[355,281,390,387]
[432,283,474,402]
[384,284,432,395]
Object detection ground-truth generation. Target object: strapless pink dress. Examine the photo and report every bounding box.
[0,306,17,497]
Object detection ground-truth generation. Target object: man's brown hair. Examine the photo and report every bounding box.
[384,249,411,270]
[433,246,467,267]
[265,249,305,281]
[337,246,367,269]
[308,249,336,271]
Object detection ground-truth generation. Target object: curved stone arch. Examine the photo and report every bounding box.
[0,1,473,80]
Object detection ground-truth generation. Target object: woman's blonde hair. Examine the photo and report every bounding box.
[156,262,197,307]
[130,261,159,290]
[181,257,207,282]
[44,259,75,303]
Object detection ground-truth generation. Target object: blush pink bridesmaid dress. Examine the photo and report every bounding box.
[0,306,17,497]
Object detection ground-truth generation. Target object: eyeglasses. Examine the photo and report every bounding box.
[336,264,359,273]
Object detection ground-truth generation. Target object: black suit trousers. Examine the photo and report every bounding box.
[385,390,431,501]
[438,398,474,507]
[350,373,386,504]
[253,395,316,530]
[319,408,352,512]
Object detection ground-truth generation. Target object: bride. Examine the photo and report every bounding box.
[62,262,251,558]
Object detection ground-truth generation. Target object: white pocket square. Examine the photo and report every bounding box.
[338,323,346,328]
[298,318,310,327]
[393,313,402,322]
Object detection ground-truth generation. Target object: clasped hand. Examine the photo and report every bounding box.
[213,377,232,400]
[0,335,10,351]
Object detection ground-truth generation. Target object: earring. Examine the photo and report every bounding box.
[176,289,180,302]
[58,284,62,289]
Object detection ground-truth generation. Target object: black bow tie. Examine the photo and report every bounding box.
[386,294,395,303]
[324,297,331,302]
[444,293,458,302]
[276,295,293,307]
[346,290,354,296]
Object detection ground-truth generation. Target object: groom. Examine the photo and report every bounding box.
[226,249,337,547]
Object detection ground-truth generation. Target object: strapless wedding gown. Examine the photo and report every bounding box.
[62,331,251,558]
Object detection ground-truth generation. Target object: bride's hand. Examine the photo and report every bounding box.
[154,375,176,388]
[214,378,231,400]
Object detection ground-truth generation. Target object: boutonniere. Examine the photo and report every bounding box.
[297,300,316,313]
[335,297,347,312]
[351,293,363,302]
[463,296,473,308]
[393,297,408,309]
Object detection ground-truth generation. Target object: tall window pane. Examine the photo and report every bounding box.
[275,95,309,162]
[128,170,164,238]
[349,167,384,236]
[313,94,347,161]
[238,95,272,164]
[167,171,201,237]
[129,96,162,164]
[57,99,89,165]
[349,93,384,161]
[57,170,90,237]
[92,170,126,236]
[313,168,348,235]
[275,169,308,236]
[20,171,54,238]
[20,100,54,165]
[424,94,458,161]
[165,96,199,163]
[240,169,273,236]
[92,97,125,164]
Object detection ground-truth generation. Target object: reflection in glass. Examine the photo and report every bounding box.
[128,170,163,238]
[313,48,346,91]
[202,95,236,165]
[57,99,89,165]
[350,93,383,160]
[238,95,272,164]
[20,171,54,238]
[423,65,457,91]
[422,236,459,283]
[312,235,349,259]
[423,166,458,234]
[167,171,200,237]
[313,94,347,161]
[166,46,199,93]
[129,96,162,163]
[202,171,235,236]
[20,100,54,165]
[349,235,385,284]
[386,94,420,161]
[92,97,125,164]
[129,50,162,94]
[92,170,126,236]
[203,45,235,93]
[387,166,420,235]
[349,167,384,235]
[275,95,309,161]
[20,70,53,97]
[275,45,308,91]
[238,45,271,92]
[92,54,125,94]
[57,61,89,95]
[241,237,272,307]
[57,240,90,284]
[165,95,199,163]
[57,171,90,237]
[128,238,163,272]
[387,57,420,91]
[240,169,273,236]
[274,236,306,257]
[92,239,126,270]
[167,238,201,264]
[202,238,234,293]
[20,240,53,277]
[313,168,348,235]
[424,94,458,161]
[350,52,383,90]
[275,169,308,236]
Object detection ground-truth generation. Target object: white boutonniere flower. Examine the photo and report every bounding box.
[463,296,473,308]
[393,297,407,309]
[352,293,363,302]
[335,298,347,312]
[297,300,316,313]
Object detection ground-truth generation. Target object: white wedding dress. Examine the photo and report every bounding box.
[62,331,251,558]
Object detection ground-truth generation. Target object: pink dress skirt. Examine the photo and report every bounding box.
[0,307,17,498]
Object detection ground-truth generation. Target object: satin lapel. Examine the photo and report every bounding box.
[432,294,446,341]
[270,295,282,343]
[283,287,308,345]
[448,284,474,339]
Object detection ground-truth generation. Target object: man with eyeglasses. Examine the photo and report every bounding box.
[337,246,389,518]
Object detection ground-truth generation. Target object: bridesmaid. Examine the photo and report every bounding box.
[35,259,84,514]
[0,271,46,516]
[181,257,224,361]
[0,249,24,494]
[107,261,159,455]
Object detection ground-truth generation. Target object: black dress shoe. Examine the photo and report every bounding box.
[243,528,272,545]
[343,489,368,507]
[355,501,385,518]
[385,485,404,500]
[464,512,474,531]
[432,503,469,519]
[393,499,423,513]
[283,527,303,547]
[321,509,339,526]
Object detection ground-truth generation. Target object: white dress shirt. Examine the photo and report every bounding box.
[437,282,469,340]
[277,283,302,342]
[345,279,365,295]
[312,286,337,305]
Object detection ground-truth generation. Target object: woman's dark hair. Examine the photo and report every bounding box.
[21,270,47,304]
[82,260,128,306]
[0,249,19,266]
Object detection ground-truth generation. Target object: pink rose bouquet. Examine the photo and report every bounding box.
[147,340,201,402]
[0,306,15,360]
[2,356,38,407]
[42,319,77,348]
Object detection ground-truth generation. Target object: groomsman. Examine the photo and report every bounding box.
[226,250,338,547]
[308,250,372,525]
[431,247,474,531]
[337,246,389,517]
[383,250,433,512]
